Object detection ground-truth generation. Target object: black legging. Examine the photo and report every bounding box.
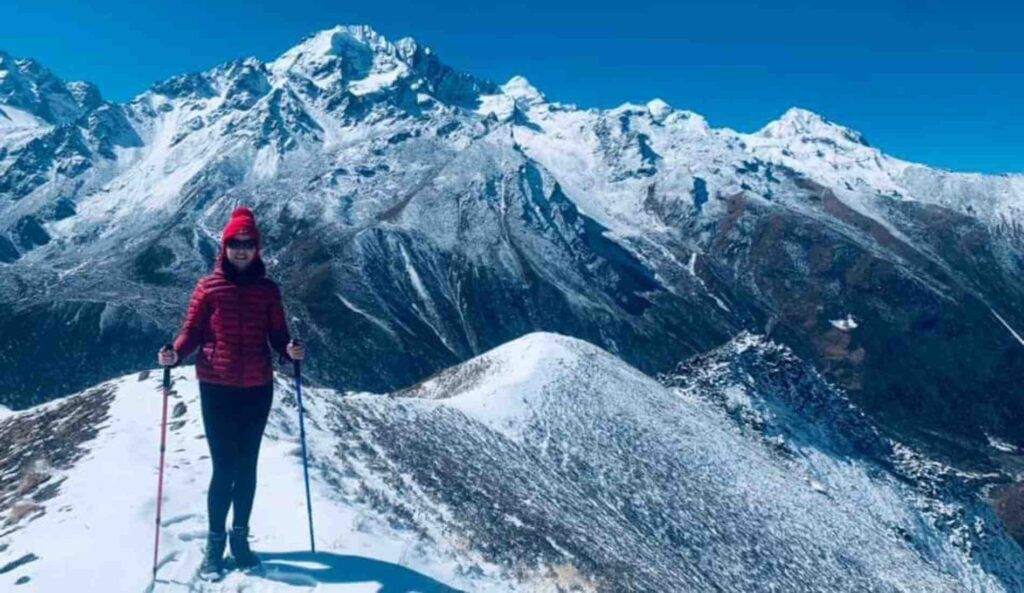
[199,381,273,534]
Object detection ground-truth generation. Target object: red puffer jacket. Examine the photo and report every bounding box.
[173,248,292,388]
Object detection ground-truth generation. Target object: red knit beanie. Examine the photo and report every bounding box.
[222,207,261,247]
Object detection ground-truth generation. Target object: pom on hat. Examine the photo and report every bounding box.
[231,207,255,220]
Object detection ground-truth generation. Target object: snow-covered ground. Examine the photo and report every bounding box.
[3,332,1021,592]
[0,369,513,592]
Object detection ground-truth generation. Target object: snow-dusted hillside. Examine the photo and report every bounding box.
[2,332,1022,592]
[0,366,509,592]
[1,24,1023,477]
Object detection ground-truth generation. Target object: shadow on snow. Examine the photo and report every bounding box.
[258,550,466,592]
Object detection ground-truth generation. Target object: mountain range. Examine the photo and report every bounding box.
[1,23,1023,518]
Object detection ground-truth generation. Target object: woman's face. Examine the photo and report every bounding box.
[226,233,256,270]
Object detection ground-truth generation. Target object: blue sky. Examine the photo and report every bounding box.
[1,0,1021,173]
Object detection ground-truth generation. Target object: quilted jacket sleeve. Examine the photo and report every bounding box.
[172,280,209,365]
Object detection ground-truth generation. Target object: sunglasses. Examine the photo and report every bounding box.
[226,238,257,250]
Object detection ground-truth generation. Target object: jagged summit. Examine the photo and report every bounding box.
[266,24,486,100]
[270,24,401,81]
[268,26,405,94]
[140,25,458,102]
[500,75,546,106]
[297,24,395,53]
[645,98,673,121]
[757,106,869,146]
[0,51,97,125]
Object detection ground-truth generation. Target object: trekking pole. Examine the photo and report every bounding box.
[152,344,174,582]
[291,339,316,553]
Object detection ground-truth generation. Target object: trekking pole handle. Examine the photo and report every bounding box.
[160,343,174,385]
[289,339,302,375]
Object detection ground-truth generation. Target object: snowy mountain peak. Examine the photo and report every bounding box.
[397,332,660,441]
[646,98,673,121]
[399,331,608,402]
[0,50,90,124]
[282,24,396,60]
[471,330,586,361]
[65,80,102,111]
[758,106,869,147]
[500,75,546,106]
[269,24,409,92]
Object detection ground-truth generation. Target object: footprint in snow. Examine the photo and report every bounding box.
[162,513,200,527]
[178,529,207,542]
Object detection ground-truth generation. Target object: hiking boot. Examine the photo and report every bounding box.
[198,530,227,581]
[229,526,263,572]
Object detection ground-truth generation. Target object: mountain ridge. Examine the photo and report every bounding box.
[2,331,1023,591]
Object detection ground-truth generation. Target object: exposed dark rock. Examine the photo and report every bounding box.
[0,385,114,523]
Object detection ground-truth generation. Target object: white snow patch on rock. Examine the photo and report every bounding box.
[830,315,859,331]
[991,308,1024,347]
[987,434,1019,453]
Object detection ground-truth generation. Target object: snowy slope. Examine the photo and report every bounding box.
[0,104,50,149]
[348,333,1024,592]
[0,369,512,592]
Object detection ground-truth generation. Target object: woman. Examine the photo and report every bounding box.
[157,206,305,581]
